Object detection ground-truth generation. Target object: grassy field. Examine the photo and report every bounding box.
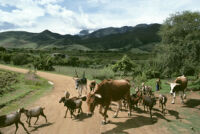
[0,69,53,115]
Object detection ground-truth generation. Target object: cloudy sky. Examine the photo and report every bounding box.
[0,0,200,35]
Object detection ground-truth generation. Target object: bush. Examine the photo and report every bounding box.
[92,67,115,80]
[11,53,33,65]
[33,54,55,71]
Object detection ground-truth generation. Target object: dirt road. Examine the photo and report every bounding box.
[0,64,199,134]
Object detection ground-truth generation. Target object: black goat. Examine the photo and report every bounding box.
[142,95,157,118]
[59,96,86,118]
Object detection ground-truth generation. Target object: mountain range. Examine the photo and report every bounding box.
[0,23,161,52]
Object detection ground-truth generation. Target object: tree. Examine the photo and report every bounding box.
[112,55,136,76]
[157,11,200,76]
[33,54,54,71]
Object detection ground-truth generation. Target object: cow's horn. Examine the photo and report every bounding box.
[95,94,102,98]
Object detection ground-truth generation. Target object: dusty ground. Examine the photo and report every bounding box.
[0,64,199,134]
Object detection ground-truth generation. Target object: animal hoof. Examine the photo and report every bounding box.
[171,102,175,104]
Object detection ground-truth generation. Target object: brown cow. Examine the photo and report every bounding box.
[169,75,187,104]
[86,79,131,125]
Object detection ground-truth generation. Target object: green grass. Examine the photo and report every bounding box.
[0,70,53,115]
[145,78,170,93]
[162,107,200,134]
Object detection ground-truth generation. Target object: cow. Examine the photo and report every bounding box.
[86,79,131,125]
[169,75,187,104]
[73,70,87,97]
[89,80,96,92]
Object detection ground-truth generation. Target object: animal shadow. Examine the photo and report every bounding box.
[183,99,200,109]
[168,110,181,119]
[75,113,90,121]
[31,122,54,132]
[102,115,158,134]
[153,112,171,122]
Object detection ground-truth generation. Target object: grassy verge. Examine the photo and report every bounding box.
[0,69,53,115]
[162,104,200,134]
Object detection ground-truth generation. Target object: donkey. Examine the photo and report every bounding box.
[73,70,87,96]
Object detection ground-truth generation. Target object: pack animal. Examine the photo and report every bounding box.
[168,75,187,104]
[73,70,87,96]
[0,108,29,134]
[86,79,131,125]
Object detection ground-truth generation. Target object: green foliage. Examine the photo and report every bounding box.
[11,53,33,65]
[33,54,55,71]
[91,67,115,80]
[0,47,6,52]
[156,11,200,77]
[112,55,136,75]
[0,70,18,95]
[66,57,80,67]
[0,52,12,63]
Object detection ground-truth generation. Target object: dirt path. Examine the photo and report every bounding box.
[0,64,199,134]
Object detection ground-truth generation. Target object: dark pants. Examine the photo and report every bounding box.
[156,84,160,91]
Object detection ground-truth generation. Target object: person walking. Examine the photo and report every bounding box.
[156,78,161,91]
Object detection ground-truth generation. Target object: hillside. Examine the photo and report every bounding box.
[0,23,161,51]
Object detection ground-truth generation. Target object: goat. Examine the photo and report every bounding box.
[130,94,141,109]
[23,106,47,127]
[142,95,157,119]
[0,108,29,134]
[59,96,86,118]
[158,94,167,115]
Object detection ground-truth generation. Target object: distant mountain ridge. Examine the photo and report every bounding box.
[0,23,161,51]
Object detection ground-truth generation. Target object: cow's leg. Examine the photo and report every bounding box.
[180,91,184,104]
[113,100,122,118]
[99,105,103,114]
[126,94,132,116]
[102,105,109,125]
[171,92,176,104]
[183,90,186,99]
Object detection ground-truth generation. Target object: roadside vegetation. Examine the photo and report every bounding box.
[0,69,52,115]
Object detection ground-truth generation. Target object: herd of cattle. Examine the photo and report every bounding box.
[0,75,188,134]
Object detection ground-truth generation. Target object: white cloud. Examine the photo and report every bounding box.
[0,0,200,34]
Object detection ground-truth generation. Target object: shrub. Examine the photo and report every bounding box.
[92,67,115,80]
